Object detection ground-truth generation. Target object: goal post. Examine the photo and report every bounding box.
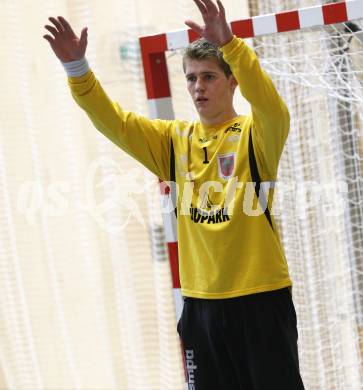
[139,1,363,388]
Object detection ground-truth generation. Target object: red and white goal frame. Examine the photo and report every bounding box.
[139,0,363,326]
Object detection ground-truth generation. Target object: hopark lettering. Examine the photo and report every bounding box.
[190,206,230,224]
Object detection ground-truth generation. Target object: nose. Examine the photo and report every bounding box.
[195,77,205,92]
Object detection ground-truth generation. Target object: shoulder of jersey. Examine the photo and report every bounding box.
[174,120,194,137]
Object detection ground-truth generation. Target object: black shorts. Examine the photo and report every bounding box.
[177,287,305,390]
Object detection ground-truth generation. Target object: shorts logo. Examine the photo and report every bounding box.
[185,349,197,389]
[217,152,235,180]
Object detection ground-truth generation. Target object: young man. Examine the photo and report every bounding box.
[43,0,305,388]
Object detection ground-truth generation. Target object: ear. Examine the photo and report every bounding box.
[229,75,238,91]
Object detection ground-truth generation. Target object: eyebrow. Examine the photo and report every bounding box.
[185,71,218,78]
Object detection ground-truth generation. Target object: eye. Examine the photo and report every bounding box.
[205,74,215,80]
[187,75,196,82]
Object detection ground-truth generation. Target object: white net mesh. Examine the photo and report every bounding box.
[257,21,363,390]
[167,20,363,390]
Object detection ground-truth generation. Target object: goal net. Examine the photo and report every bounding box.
[141,1,363,389]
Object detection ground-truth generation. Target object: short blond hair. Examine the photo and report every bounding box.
[182,38,232,78]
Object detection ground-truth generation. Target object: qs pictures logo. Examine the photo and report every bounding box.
[84,156,146,234]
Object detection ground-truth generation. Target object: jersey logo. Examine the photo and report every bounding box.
[217,152,235,180]
[199,135,218,143]
[224,122,242,133]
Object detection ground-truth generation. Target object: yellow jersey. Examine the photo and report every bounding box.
[67,36,292,299]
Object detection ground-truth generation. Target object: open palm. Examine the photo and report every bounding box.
[185,0,233,47]
[43,16,88,62]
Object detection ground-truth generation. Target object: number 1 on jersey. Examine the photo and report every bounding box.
[203,147,209,164]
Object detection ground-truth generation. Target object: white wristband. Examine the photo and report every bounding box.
[62,57,90,77]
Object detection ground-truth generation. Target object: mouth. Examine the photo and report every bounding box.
[196,97,209,104]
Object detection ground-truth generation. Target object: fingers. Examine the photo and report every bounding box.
[185,19,203,36]
[192,0,222,18]
[44,25,59,39]
[216,0,226,17]
[79,27,88,49]
[48,16,65,33]
[193,0,207,15]
[43,34,55,45]
[202,0,219,14]
[57,16,75,35]
[43,34,57,52]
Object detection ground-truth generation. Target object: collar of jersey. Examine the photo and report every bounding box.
[198,115,243,133]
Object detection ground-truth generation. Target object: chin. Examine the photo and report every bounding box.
[196,106,210,114]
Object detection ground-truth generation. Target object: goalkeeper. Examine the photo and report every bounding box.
[43,0,305,389]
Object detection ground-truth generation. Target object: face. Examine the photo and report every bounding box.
[184,58,237,123]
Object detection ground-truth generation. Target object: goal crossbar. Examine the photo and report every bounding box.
[140,0,363,101]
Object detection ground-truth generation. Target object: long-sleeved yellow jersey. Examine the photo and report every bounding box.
[68,36,292,299]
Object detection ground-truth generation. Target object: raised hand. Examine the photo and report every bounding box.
[185,0,233,47]
[43,16,88,62]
